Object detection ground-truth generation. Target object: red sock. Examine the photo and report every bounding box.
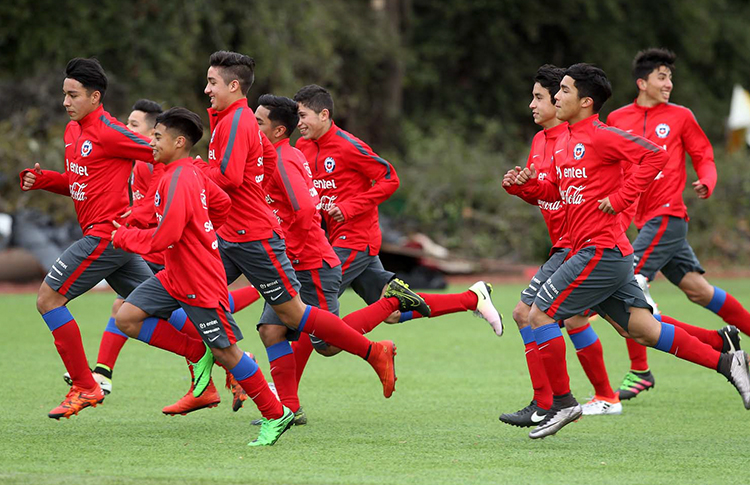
[661,314,723,351]
[716,293,750,335]
[568,325,616,400]
[668,325,721,370]
[238,367,284,419]
[537,336,570,396]
[147,319,205,362]
[343,298,399,334]
[52,320,97,390]
[626,337,649,371]
[180,318,203,340]
[301,306,371,358]
[269,353,299,412]
[292,334,314,384]
[96,331,127,371]
[410,291,479,319]
[230,286,261,313]
[524,341,553,409]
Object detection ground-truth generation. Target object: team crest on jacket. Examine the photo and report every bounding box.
[324,157,336,173]
[81,140,93,157]
[573,143,586,160]
[154,190,161,207]
[655,123,670,138]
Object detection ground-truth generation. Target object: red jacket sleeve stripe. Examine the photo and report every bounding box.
[99,116,151,147]
[276,149,300,211]
[152,167,183,239]
[220,108,244,174]
[335,130,393,179]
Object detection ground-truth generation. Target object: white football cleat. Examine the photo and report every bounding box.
[469,281,503,337]
[635,274,659,316]
[581,397,622,416]
[63,370,112,395]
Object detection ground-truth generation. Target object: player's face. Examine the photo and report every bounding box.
[641,66,673,105]
[297,103,327,140]
[150,123,179,163]
[255,105,275,141]
[529,82,557,128]
[555,75,583,123]
[62,78,99,122]
[126,110,155,138]
[205,66,234,112]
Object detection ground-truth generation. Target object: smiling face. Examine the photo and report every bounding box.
[296,103,329,140]
[529,82,558,129]
[204,66,239,112]
[62,78,100,122]
[150,123,183,164]
[637,65,673,107]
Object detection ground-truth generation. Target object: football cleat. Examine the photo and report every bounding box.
[253,406,307,426]
[634,274,659,315]
[367,340,397,398]
[383,278,431,317]
[719,325,742,354]
[581,396,622,416]
[616,370,655,401]
[190,344,215,398]
[528,403,582,439]
[162,379,221,416]
[723,350,750,410]
[469,281,504,336]
[499,400,549,428]
[63,370,113,395]
[248,406,295,447]
[226,374,249,412]
[48,385,104,420]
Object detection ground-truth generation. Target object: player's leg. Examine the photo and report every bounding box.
[255,308,301,417]
[677,269,750,336]
[565,314,620,415]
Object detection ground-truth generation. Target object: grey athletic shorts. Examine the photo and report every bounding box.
[45,235,153,300]
[218,232,301,305]
[633,216,705,285]
[334,247,394,305]
[520,248,570,306]
[125,276,242,349]
[258,261,342,347]
[534,246,651,331]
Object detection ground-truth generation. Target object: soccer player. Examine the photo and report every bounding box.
[198,51,398,400]
[607,48,750,401]
[507,63,750,439]
[501,65,620,427]
[112,107,293,446]
[19,58,156,419]
[292,84,502,368]
[251,94,430,424]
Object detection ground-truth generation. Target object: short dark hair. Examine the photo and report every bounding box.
[131,99,163,127]
[534,64,565,103]
[293,84,334,119]
[65,57,108,99]
[257,94,299,138]
[564,63,612,113]
[209,51,255,95]
[155,107,203,147]
[633,48,676,82]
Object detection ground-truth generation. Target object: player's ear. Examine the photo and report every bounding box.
[320,109,330,122]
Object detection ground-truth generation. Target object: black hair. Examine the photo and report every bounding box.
[534,64,565,103]
[209,51,255,95]
[633,48,676,82]
[257,94,299,137]
[131,99,163,127]
[563,63,612,113]
[293,84,334,119]
[65,57,107,99]
[154,107,204,147]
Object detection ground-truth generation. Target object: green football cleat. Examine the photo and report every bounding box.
[248,406,295,447]
[190,345,215,398]
[252,406,307,426]
[383,278,431,317]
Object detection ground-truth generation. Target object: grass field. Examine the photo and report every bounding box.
[1,279,749,485]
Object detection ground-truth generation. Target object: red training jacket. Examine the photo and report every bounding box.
[266,138,341,271]
[19,105,153,238]
[202,98,281,243]
[521,114,668,254]
[607,101,716,229]
[127,160,166,266]
[296,121,399,255]
[113,158,231,308]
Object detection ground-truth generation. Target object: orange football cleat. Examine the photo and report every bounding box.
[162,379,220,416]
[367,340,397,398]
[48,385,105,420]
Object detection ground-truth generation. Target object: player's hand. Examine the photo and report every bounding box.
[516,163,537,185]
[111,220,121,243]
[692,180,709,198]
[598,197,616,214]
[502,166,523,187]
[118,209,132,227]
[384,310,401,324]
[328,205,345,222]
[21,163,42,190]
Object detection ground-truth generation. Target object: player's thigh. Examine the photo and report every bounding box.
[106,254,155,299]
[349,254,395,305]
[520,248,569,305]
[297,263,342,315]
[181,303,243,349]
[662,239,706,286]
[594,275,652,332]
[257,302,301,342]
[123,276,181,320]
[633,216,687,280]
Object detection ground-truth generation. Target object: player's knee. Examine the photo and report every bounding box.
[512,303,530,329]
[36,284,65,315]
[684,288,710,306]
[113,307,139,337]
[258,324,287,346]
[110,298,125,318]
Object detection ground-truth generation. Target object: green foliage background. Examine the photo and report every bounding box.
[2,0,750,263]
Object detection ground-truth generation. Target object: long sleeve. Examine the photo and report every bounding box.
[682,111,717,198]
[203,119,252,191]
[99,119,155,163]
[205,177,231,230]
[275,160,318,261]
[126,163,165,229]
[335,143,400,220]
[19,169,69,195]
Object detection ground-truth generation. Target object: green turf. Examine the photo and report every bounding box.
[1,279,749,485]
